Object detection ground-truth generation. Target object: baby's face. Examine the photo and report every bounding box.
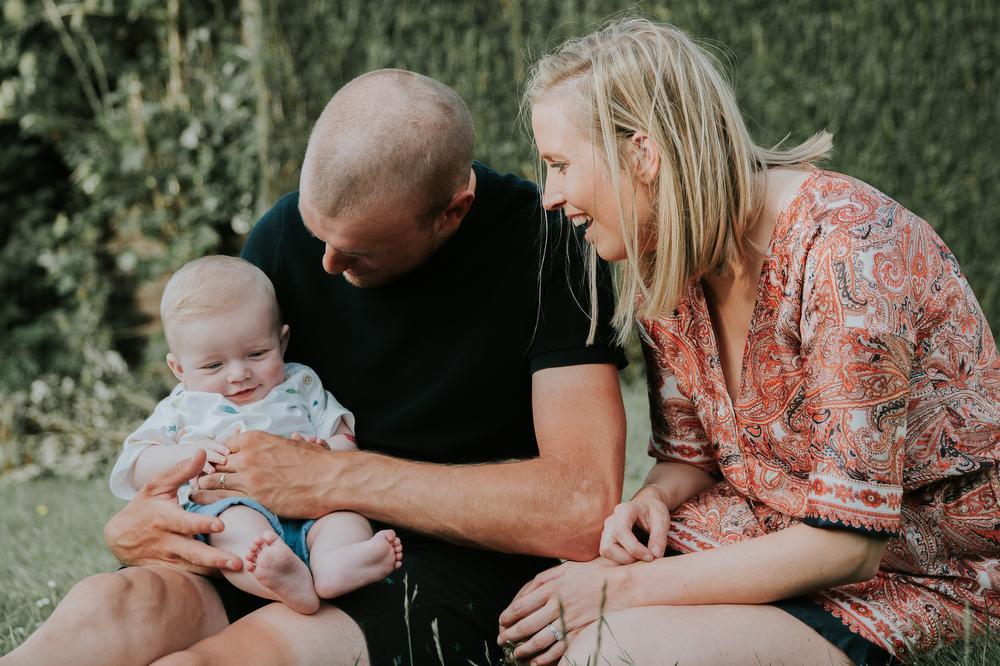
[166,299,289,405]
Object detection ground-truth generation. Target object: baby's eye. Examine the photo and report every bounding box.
[202,362,222,370]
[248,350,267,358]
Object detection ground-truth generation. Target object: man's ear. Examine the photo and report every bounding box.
[435,189,475,235]
[166,353,185,383]
[630,133,660,185]
[279,324,290,354]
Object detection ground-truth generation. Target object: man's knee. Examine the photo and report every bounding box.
[65,567,195,626]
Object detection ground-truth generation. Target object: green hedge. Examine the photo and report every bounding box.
[1,0,997,477]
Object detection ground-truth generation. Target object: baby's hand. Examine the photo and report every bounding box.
[180,438,229,474]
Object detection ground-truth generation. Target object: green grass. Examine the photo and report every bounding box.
[1,382,997,663]
[0,478,123,654]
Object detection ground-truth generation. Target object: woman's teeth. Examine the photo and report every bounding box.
[572,216,592,229]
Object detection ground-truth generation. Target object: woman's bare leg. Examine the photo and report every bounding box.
[562,604,854,666]
[151,601,369,666]
[1,565,228,666]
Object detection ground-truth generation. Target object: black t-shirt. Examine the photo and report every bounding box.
[241,162,623,467]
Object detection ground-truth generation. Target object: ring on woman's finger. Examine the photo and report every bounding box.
[548,623,565,642]
[219,473,226,490]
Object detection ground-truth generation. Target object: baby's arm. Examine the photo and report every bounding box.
[325,419,357,452]
[131,438,230,490]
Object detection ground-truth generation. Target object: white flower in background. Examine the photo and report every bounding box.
[180,120,202,150]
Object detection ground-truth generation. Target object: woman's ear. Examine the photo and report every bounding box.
[630,133,660,185]
[166,353,185,383]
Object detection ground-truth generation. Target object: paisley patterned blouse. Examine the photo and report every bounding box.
[640,169,1000,658]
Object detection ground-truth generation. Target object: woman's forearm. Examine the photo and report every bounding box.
[640,461,716,508]
[618,523,888,608]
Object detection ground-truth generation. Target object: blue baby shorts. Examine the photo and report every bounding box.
[185,497,316,564]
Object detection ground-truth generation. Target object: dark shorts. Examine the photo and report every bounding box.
[209,523,555,665]
[773,597,894,665]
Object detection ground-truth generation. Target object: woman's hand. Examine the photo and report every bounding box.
[599,486,671,564]
[497,558,631,665]
[105,450,242,575]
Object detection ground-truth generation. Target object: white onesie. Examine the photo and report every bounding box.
[110,362,353,501]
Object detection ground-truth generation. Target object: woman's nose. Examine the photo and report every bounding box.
[541,182,565,211]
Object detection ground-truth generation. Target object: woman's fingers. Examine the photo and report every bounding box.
[600,542,638,565]
[642,503,671,558]
[499,584,551,629]
[613,523,652,562]
[525,627,571,665]
[503,599,560,654]
[601,502,652,561]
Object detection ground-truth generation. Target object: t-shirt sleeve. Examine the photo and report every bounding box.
[799,226,912,538]
[109,392,183,500]
[527,222,626,373]
[298,367,356,440]
[642,333,717,475]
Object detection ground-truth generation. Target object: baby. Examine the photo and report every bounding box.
[110,255,402,614]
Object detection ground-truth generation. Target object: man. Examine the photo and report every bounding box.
[4,69,624,665]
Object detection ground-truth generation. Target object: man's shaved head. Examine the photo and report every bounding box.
[300,69,475,221]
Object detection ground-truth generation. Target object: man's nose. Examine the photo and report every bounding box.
[322,244,353,275]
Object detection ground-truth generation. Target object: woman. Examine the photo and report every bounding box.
[498,18,1000,665]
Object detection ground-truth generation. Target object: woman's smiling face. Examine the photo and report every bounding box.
[532,94,645,263]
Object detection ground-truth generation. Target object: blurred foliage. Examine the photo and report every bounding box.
[1,0,998,479]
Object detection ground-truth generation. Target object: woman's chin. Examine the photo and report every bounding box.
[594,243,627,263]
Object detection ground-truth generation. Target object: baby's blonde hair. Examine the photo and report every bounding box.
[525,18,832,343]
[160,256,282,349]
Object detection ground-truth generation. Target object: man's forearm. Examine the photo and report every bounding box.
[325,450,619,560]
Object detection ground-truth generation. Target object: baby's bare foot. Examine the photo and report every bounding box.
[312,529,403,599]
[245,531,320,614]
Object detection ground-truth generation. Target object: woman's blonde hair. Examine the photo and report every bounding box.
[525,18,832,344]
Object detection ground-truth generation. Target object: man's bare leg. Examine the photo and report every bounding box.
[1,565,228,666]
[152,601,368,666]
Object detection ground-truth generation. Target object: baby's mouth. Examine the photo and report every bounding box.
[228,386,257,401]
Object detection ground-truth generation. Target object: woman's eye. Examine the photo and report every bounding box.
[552,162,568,175]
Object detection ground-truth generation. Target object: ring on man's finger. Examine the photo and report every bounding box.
[548,623,565,642]
[219,473,226,490]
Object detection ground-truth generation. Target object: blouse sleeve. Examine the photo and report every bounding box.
[643,338,717,476]
[799,217,914,538]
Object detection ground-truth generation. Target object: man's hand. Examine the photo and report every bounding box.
[104,450,242,575]
[190,430,335,518]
